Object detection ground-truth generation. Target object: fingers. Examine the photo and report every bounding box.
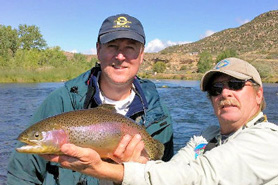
[131,140,145,160]
[112,134,148,163]
[132,141,149,164]
[60,144,88,159]
[113,135,132,158]
[41,144,102,173]
[125,134,142,158]
[40,144,80,163]
[61,144,101,167]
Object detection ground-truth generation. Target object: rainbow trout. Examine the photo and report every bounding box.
[16,104,164,160]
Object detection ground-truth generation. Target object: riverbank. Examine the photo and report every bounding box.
[0,67,87,83]
[1,68,278,83]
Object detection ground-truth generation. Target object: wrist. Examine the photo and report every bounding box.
[87,161,124,184]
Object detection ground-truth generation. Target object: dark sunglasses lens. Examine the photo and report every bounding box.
[208,79,246,96]
[228,80,245,90]
[209,83,223,96]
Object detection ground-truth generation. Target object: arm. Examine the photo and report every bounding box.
[41,133,148,184]
[41,134,200,185]
[124,125,278,185]
[43,144,125,184]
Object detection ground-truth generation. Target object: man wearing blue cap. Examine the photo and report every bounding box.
[7,14,174,185]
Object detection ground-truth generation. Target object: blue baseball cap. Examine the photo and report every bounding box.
[98,14,145,44]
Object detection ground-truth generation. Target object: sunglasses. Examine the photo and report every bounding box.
[208,79,257,97]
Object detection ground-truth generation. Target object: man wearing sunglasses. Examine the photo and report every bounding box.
[200,57,267,136]
[41,57,278,184]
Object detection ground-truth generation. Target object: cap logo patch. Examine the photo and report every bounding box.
[215,59,230,69]
[113,16,132,28]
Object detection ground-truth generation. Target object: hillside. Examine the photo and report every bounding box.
[139,10,278,82]
[162,10,278,55]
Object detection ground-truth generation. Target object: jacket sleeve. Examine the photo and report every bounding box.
[122,135,203,185]
[7,87,70,184]
[122,123,278,185]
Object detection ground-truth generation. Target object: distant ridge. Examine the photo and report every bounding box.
[161,10,278,55]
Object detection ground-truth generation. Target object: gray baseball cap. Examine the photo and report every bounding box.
[200,57,262,91]
[98,14,145,44]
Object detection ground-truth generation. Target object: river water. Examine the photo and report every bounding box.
[0,80,277,184]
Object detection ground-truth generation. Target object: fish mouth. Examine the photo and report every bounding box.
[16,141,60,154]
[16,144,44,153]
[16,136,44,153]
[17,133,42,146]
[17,135,37,145]
[16,135,62,154]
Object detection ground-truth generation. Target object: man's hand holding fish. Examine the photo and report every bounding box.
[41,134,147,184]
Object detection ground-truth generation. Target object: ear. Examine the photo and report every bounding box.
[139,47,145,64]
[96,42,101,55]
[256,86,263,105]
[96,42,101,61]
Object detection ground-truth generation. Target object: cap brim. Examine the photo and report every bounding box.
[99,30,145,44]
[200,70,252,91]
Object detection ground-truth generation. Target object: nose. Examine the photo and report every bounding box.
[221,86,233,97]
[115,51,125,61]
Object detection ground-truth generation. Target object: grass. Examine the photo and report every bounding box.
[0,66,88,83]
[1,67,278,83]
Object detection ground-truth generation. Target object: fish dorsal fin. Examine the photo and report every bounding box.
[98,104,117,113]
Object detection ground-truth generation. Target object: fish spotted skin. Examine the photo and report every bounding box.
[17,104,165,160]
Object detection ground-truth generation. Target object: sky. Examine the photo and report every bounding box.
[1,0,277,54]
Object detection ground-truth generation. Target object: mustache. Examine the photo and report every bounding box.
[219,99,240,108]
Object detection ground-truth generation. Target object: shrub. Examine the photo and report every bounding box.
[153,61,166,73]
[197,51,213,73]
[216,49,237,62]
[251,61,274,79]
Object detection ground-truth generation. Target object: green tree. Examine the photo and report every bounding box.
[70,53,95,70]
[39,47,67,67]
[197,51,213,73]
[13,49,41,69]
[0,25,19,64]
[18,24,47,50]
[71,53,87,63]
[216,49,237,62]
[153,61,166,73]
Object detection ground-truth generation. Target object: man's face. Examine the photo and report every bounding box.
[97,38,144,85]
[210,74,263,134]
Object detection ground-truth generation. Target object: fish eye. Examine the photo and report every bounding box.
[34,132,41,138]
